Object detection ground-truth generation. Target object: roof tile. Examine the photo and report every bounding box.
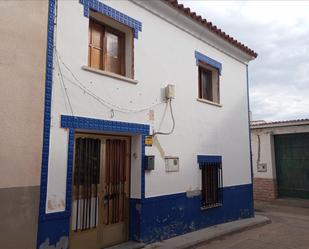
[163,0,257,58]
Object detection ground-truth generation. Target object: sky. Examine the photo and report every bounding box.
[179,1,309,121]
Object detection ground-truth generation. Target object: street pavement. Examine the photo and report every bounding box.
[196,199,309,249]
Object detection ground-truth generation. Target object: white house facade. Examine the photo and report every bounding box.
[37,0,257,248]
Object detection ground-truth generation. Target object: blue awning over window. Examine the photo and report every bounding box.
[195,51,222,75]
[197,155,222,165]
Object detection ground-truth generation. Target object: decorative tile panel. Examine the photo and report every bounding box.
[79,0,142,38]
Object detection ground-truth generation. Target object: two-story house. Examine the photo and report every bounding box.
[1,0,258,249]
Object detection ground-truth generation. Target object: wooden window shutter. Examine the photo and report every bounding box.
[104,30,125,76]
[88,20,104,70]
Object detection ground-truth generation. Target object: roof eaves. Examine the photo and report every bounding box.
[163,0,258,58]
[251,119,309,129]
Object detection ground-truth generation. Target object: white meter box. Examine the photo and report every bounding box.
[165,157,179,172]
[165,84,175,99]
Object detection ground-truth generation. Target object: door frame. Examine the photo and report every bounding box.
[58,115,150,247]
[69,133,131,248]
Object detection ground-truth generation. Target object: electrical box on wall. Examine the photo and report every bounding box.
[165,84,175,99]
[165,157,179,172]
[257,163,267,172]
[145,155,155,170]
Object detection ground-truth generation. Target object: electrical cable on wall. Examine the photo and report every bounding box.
[54,49,176,137]
[55,49,165,114]
[152,98,175,136]
[55,52,74,116]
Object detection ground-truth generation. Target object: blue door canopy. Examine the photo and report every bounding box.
[197,155,222,168]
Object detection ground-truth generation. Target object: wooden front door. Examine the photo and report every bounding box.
[70,134,130,249]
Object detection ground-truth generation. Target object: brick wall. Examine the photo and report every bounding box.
[253,178,278,201]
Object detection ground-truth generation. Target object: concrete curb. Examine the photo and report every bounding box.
[144,215,271,249]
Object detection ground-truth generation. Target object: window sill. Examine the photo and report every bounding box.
[197,98,222,108]
[200,203,222,210]
[82,66,138,85]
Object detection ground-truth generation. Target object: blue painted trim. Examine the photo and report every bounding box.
[38,115,149,247]
[61,116,149,242]
[61,115,149,135]
[38,0,56,222]
[79,0,142,38]
[60,115,150,201]
[197,155,222,164]
[141,135,146,199]
[195,51,222,75]
[142,192,186,204]
[36,0,62,247]
[36,0,146,239]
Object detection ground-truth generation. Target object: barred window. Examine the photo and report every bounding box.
[198,156,223,209]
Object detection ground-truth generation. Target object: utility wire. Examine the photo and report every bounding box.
[55,50,74,116]
[54,49,176,136]
[152,98,175,136]
[55,49,164,114]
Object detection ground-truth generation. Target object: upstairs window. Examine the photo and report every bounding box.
[88,19,125,76]
[195,51,222,105]
[198,63,220,103]
[197,155,223,209]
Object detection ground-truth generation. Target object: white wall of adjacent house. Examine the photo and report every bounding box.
[251,125,309,180]
[45,0,252,213]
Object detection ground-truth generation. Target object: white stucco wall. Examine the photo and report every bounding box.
[46,0,253,213]
[251,125,309,180]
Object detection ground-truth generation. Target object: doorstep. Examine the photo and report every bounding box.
[104,241,145,249]
[144,215,270,249]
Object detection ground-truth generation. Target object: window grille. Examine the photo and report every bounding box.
[198,156,223,209]
[72,138,101,231]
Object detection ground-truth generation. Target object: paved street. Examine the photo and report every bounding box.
[196,200,309,249]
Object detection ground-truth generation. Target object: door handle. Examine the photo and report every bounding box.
[103,195,109,205]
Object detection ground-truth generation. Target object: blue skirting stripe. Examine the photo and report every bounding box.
[195,51,222,75]
[137,184,253,243]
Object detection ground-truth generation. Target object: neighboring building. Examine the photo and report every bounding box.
[0,1,48,249]
[1,0,257,248]
[251,119,309,201]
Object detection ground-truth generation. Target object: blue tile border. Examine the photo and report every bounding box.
[61,115,150,243]
[61,114,149,195]
[36,0,145,245]
[61,115,149,135]
[195,51,222,75]
[60,115,150,200]
[38,0,56,222]
[79,0,142,38]
[37,0,59,247]
[197,155,222,164]
[37,114,150,247]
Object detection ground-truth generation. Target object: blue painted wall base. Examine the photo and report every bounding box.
[130,183,253,243]
[37,218,70,247]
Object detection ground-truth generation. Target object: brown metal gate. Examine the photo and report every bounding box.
[104,139,127,225]
[72,138,101,231]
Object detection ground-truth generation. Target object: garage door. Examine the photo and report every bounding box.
[274,133,309,199]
